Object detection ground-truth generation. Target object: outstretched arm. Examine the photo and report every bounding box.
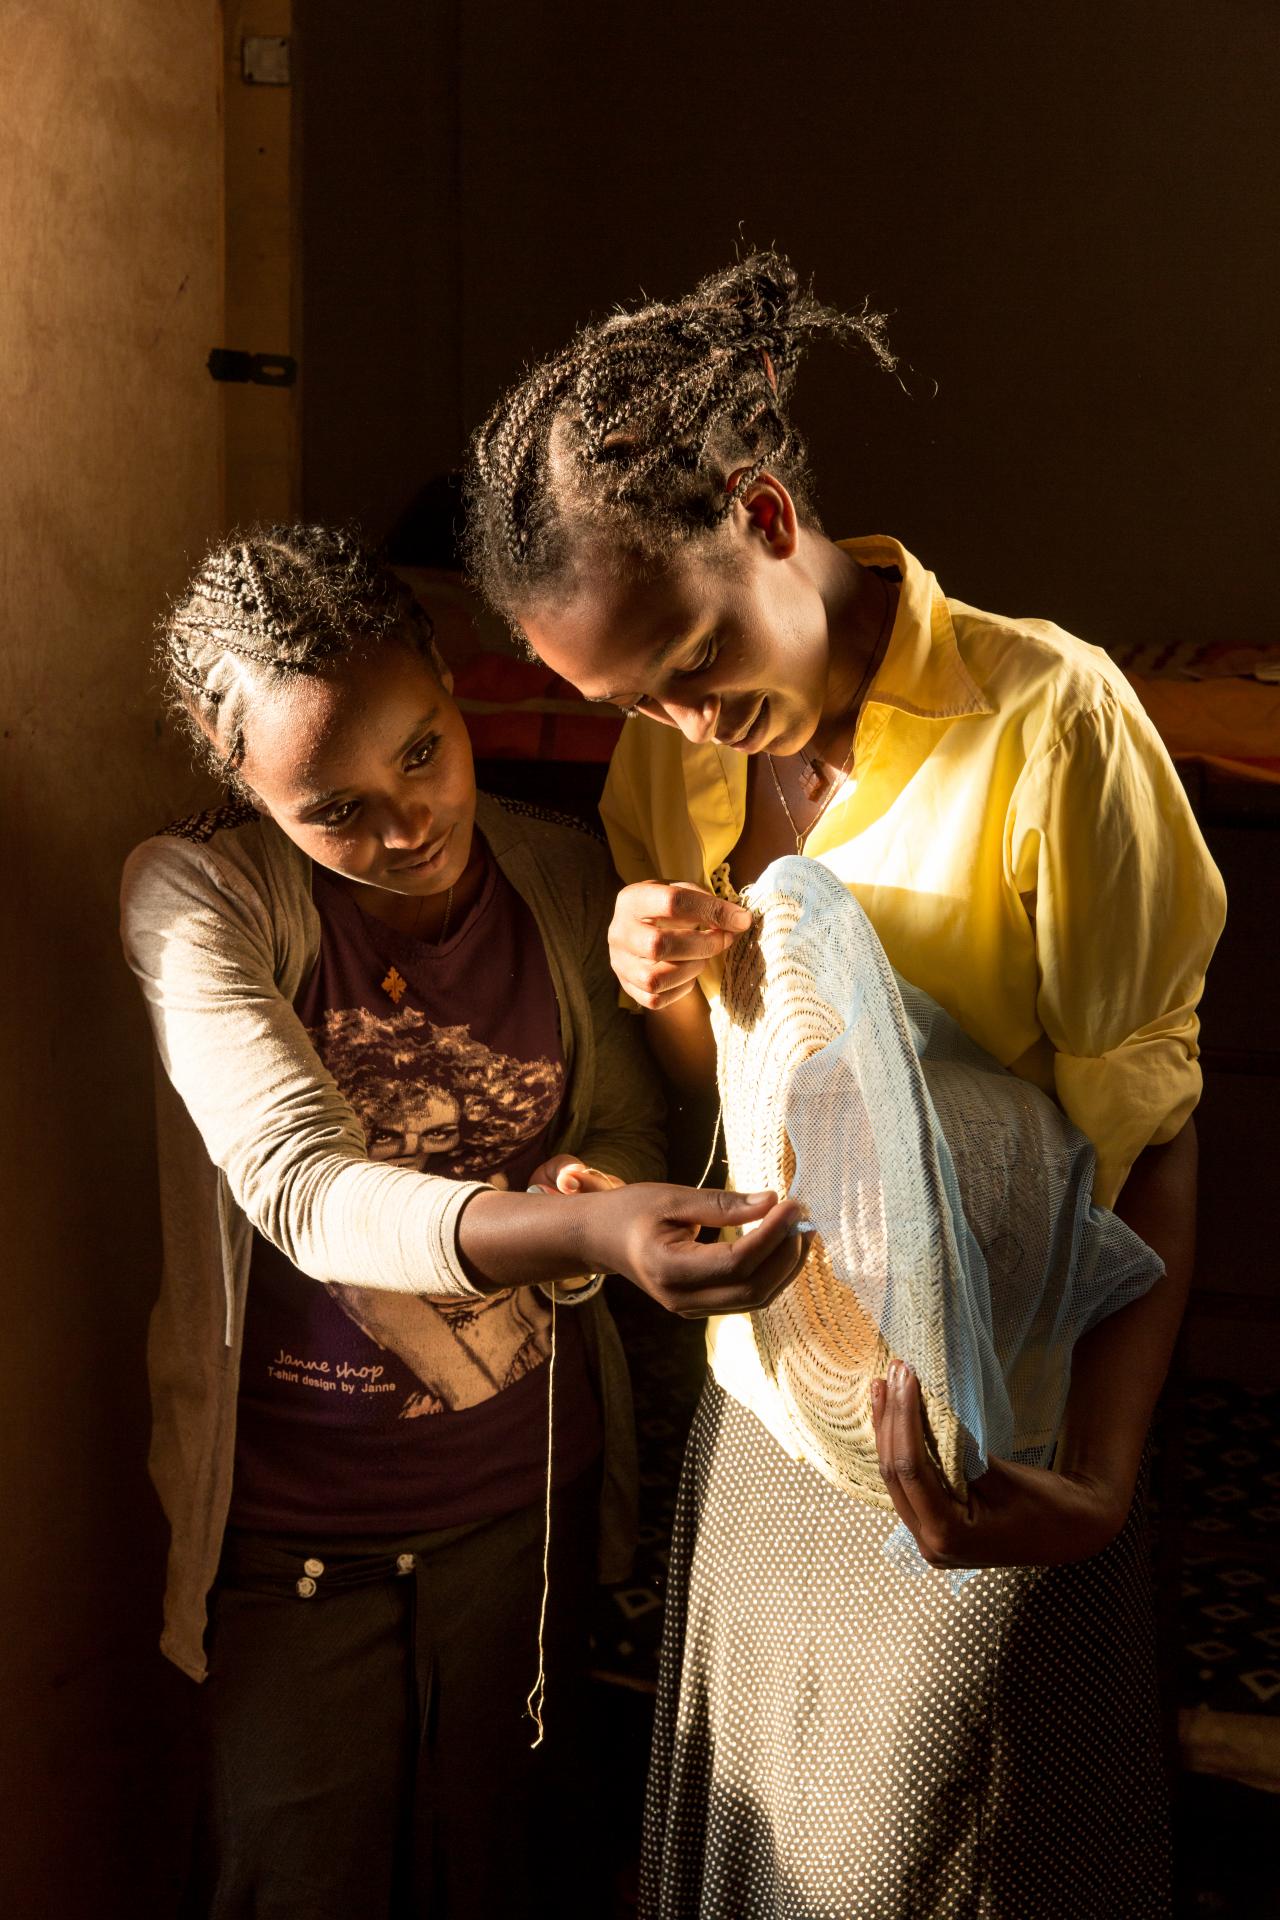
[457,1180,807,1318]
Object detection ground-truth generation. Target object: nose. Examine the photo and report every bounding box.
[379,796,432,849]
[661,694,720,745]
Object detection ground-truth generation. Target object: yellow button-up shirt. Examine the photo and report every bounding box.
[601,536,1225,1445]
[603,533,1225,1201]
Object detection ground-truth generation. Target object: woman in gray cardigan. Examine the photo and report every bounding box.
[121,525,805,1919]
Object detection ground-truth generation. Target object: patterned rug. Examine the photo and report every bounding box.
[1175,1383,1280,1718]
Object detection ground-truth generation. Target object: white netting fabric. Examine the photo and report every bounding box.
[713,857,1162,1552]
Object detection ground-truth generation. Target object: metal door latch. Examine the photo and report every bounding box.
[207,349,297,387]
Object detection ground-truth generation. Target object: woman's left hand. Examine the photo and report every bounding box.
[870,1360,1129,1569]
[526,1154,625,1198]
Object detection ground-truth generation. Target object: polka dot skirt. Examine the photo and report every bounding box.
[641,1380,1171,1919]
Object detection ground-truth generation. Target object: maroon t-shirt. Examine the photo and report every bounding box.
[230,835,603,1533]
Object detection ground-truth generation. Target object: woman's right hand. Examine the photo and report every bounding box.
[583,1182,808,1317]
[608,881,753,1010]
[458,1180,808,1317]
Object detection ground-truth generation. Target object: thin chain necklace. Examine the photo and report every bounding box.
[766,574,896,857]
[412,882,454,944]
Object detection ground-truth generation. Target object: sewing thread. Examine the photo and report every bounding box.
[526,1291,556,1747]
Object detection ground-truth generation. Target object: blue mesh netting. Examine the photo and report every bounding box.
[723,856,1163,1581]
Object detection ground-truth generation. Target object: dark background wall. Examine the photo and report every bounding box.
[1,8,224,1916]
[6,9,1272,1915]
[296,0,1278,653]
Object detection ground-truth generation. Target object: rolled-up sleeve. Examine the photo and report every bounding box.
[1011,687,1226,1207]
[121,837,487,1297]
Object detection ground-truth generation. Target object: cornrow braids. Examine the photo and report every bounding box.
[157,524,435,788]
[465,251,895,623]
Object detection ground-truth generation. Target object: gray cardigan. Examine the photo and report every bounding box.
[121,791,665,1680]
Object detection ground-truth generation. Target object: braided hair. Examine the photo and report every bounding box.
[158,524,434,787]
[465,251,895,626]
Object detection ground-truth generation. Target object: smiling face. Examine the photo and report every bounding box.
[518,478,860,760]
[236,636,477,899]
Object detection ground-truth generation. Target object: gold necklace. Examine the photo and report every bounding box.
[765,574,896,857]
[767,738,852,858]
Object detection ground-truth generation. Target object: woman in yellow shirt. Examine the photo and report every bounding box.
[466,253,1224,1918]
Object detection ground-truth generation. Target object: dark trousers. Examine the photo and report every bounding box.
[186,1470,601,1919]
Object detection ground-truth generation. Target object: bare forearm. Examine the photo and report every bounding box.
[454,1179,809,1316]
[1054,1118,1197,1511]
[643,990,717,1093]
[871,1117,1201,1571]
[642,993,721,1183]
[456,1186,597,1293]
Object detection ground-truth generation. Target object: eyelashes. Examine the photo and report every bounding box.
[405,732,442,770]
[310,732,444,830]
[316,799,359,830]
[673,633,721,680]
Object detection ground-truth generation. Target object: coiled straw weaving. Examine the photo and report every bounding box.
[711,856,1162,1520]
[713,861,964,1507]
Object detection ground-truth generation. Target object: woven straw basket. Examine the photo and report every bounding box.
[713,873,967,1509]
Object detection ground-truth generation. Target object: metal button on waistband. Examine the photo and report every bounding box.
[303,1557,324,1578]
[296,1575,317,1598]
[396,1553,416,1574]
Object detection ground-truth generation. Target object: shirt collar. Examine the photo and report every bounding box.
[838,535,993,722]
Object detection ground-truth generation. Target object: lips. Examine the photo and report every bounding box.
[388,826,451,876]
[716,699,769,753]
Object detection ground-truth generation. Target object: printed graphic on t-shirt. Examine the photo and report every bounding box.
[311,1003,562,1180]
[291,1003,564,1414]
[230,839,604,1534]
